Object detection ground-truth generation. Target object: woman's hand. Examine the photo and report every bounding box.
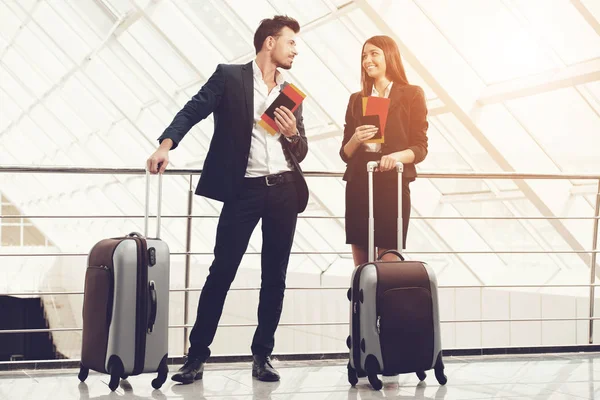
[378,154,399,172]
[352,125,378,143]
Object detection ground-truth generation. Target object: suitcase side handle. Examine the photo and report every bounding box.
[367,161,404,262]
[144,169,163,239]
[148,280,157,333]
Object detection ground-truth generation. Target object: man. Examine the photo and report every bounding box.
[146,15,308,383]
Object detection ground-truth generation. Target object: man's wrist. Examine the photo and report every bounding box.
[159,138,173,151]
[286,131,301,143]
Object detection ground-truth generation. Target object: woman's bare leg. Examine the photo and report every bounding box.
[351,244,369,267]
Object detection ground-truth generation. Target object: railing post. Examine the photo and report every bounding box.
[589,179,600,344]
[183,174,193,355]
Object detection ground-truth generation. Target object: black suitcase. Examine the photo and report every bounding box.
[347,161,447,390]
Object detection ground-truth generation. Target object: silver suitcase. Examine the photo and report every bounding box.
[79,171,170,391]
[347,161,446,390]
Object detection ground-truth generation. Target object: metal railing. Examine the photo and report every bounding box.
[0,166,599,355]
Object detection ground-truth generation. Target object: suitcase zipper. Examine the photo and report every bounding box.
[376,316,381,334]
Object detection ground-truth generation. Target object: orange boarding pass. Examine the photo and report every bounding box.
[258,82,307,135]
[361,96,390,144]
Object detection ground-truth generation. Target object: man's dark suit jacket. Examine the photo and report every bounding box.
[158,61,309,213]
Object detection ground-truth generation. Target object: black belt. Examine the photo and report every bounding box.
[244,171,295,187]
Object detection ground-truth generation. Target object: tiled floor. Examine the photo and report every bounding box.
[0,353,598,399]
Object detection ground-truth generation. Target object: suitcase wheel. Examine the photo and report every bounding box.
[368,373,382,390]
[434,352,447,385]
[78,364,89,382]
[107,356,124,392]
[109,374,120,391]
[416,371,426,381]
[152,355,169,389]
[347,362,358,386]
[435,367,447,385]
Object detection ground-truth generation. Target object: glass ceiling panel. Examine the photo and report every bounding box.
[179,0,253,62]
[286,39,349,126]
[0,2,23,42]
[270,0,332,25]
[97,45,156,104]
[414,0,558,84]
[476,104,562,172]
[45,1,103,49]
[506,87,600,172]
[368,0,485,111]
[0,67,34,110]
[418,121,472,172]
[0,89,21,127]
[16,23,71,83]
[512,0,600,65]
[32,1,91,63]
[149,1,229,77]
[101,0,134,17]
[69,0,117,38]
[45,92,92,142]
[305,136,345,172]
[302,19,362,92]
[343,8,380,39]
[582,0,600,21]
[126,19,199,88]
[431,114,519,192]
[580,81,600,114]
[84,57,144,122]
[3,47,51,98]
[59,74,117,131]
[28,104,76,149]
[222,0,277,35]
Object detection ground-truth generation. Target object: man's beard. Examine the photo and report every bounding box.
[273,55,293,70]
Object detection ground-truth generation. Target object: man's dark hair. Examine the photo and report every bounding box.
[253,15,300,54]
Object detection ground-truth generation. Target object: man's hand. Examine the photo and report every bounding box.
[274,106,297,138]
[378,154,399,172]
[147,148,169,174]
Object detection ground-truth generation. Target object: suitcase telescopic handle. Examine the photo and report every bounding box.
[144,169,163,239]
[366,161,403,262]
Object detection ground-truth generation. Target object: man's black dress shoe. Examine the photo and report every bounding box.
[252,355,280,382]
[171,356,205,384]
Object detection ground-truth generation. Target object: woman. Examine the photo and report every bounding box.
[340,35,428,266]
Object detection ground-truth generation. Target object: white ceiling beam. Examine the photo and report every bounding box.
[477,58,600,106]
[571,0,600,37]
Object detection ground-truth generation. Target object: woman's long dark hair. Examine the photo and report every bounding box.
[360,35,409,97]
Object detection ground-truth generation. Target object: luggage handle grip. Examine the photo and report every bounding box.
[367,161,404,262]
[148,281,157,333]
[377,249,405,261]
[144,169,163,239]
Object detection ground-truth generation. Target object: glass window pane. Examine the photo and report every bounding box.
[3,48,51,98]
[0,67,34,109]
[23,224,45,246]
[1,225,20,246]
[513,0,600,65]
[179,1,253,61]
[0,2,23,40]
[414,0,557,83]
[506,88,600,172]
